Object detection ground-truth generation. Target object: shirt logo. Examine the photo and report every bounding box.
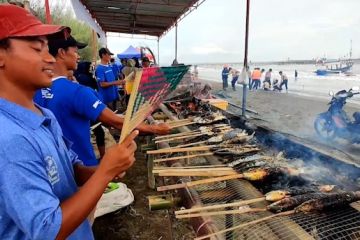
[45,156,60,185]
[92,100,102,109]
[41,88,54,99]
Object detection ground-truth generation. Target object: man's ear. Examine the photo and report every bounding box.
[57,48,67,59]
[0,49,6,68]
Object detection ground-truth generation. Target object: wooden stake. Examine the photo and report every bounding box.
[156,174,244,191]
[153,164,227,170]
[147,145,214,155]
[155,133,204,143]
[153,152,214,163]
[176,208,266,219]
[153,167,233,173]
[158,170,237,177]
[175,197,265,215]
[174,140,207,148]
[194,210,295,240]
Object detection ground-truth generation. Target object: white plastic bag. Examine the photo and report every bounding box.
[94,182,134,218]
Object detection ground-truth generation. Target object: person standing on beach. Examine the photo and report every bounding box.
[279,71,289,92]
[221,65,230,91]
[230,69,240,91]
[251,67,261,90]
[295,70,298,81]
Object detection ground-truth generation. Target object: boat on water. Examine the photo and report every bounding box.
[315,59,353,76]
[315,41,354,76]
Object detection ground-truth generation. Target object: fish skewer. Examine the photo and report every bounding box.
[153,152,214,163]
[175,185,336,216]
[157,167,288,191]
[295,191,360,213]
[195,191,360,240]
[154,124,231,140]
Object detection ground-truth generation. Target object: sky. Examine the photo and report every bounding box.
[65,0,360,65]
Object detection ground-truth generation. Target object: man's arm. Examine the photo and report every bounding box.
[99,80,124,88]
[73,164,96,186]
[98,108,171,135]
[56,131,138,239]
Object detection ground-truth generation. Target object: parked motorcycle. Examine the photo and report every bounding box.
[314,86,360,143]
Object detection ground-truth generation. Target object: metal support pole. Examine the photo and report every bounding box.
[242,0,250,117]
[157,37,160,66]
[175,24,178,62]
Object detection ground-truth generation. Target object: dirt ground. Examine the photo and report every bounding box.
[92,136,195,240]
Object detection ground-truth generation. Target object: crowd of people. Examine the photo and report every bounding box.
[221,65,297,93]
[0,4,170,239]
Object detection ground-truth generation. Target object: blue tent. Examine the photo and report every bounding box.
[117,45,141,59]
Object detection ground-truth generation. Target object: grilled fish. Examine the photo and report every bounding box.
[265,185,336,202]
[267,193,328,213]
[295,191,360,213]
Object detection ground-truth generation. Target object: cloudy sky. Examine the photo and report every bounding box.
[71,0,360,65]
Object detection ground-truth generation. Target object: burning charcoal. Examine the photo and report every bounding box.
[267,193,328,213]
[295,191,360,213]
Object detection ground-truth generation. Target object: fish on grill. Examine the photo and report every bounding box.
[241,167,299,181]
[295,191,360,213]
[265,185,336,202]
[267,193,328,213]
[193,112,227,125]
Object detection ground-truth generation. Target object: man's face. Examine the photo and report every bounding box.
[63,46,80,71]
[0,36,56,90]
[143,61,150,68]
[103,52,111,63]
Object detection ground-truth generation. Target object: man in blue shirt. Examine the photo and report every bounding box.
[110,57,120,80]
[0,4,137,239]
[96,48,121,110]
[34,33,170,167]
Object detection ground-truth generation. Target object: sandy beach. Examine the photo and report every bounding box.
[202,79,360,164]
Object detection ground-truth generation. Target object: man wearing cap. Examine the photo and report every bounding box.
[96,47,121,111]
[34,32,171,167]
[0,4,137,239]
[142,56,151,68]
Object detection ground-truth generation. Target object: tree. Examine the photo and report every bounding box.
[29,0,97,61]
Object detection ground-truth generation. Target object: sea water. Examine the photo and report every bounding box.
[194,63,360,105]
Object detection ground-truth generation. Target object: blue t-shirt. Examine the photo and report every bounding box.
[34,77,106,166]
[0,98,93,240]
[111,63,120,80]
[95,64,119,104]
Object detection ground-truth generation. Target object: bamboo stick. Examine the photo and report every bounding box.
[175,197,266,215]
[194,210,295,240]
[153,152,214,163]
[156,174,244,191]
[153,164,227,170]
[174,140,207,148]
[155,133,204,143]
[147,146,214,155]
[154,131,200,140]
[176,208,266,219]
[166,119,191,125]
[119,70,143,143]
[169,121,196,129]
[153,167,234,173]
[158,171,237,177]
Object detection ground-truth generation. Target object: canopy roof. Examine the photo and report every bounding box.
[117,45,141,59]
[78,0,205,37]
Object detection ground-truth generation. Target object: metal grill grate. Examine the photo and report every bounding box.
[164,156,360,240]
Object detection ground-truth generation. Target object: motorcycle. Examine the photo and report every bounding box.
[314,86,360,143]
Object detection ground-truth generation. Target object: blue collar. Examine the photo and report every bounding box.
[0,98,52,130]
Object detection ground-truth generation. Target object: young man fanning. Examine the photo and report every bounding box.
[95,47,122,110]
[34,32,170,167]
[0,4,137,239]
